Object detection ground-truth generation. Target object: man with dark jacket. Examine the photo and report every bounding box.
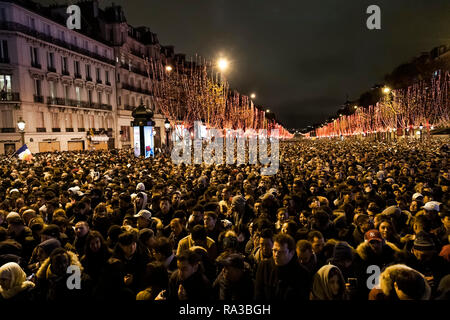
[166,249,212,300]
[112,231,150,294]
[213,253,254,300]
[255,233,310,300]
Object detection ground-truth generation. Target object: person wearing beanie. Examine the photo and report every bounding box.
[397,231,449,296]
[6,212,34,263]
[27,238,62,274]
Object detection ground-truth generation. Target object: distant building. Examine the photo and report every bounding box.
[0,0,116,153]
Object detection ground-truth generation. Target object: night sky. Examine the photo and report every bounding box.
[41,0,450,129]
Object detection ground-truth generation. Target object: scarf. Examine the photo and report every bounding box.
[0,262,35,299]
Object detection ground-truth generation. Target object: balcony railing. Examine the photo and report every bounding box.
[86,76,93,82]
[119,63,150,78]
[0,92,20,101]
[124,105,135,111]
[0,57,10,63]
[121,83,152,95]
[34,95,44,103]
[62,70,70,76]
[96,79,103,84]
[0,21,116,66]
[1,128,15,133]
[31,62,41,69]
[105,81,111,86]
[74,73,82,79]
[47,66,56,72]
[46,96,112,111]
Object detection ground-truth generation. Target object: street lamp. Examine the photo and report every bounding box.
[217,58,229,72]
[383,87,391,94]
[17,118,25,146]
[165,65,173,72]
[164,118,171,150]
[266,109,270,113]
[250,93,256,99]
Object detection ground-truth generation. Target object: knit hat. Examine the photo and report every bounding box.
[332,241,353,261]
[136,183,145,192]
[37,238,61,256]
[41,224,60,239]
[413,231,436,251]
[216,253,245,270]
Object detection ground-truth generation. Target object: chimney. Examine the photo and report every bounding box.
[93,0,99,18]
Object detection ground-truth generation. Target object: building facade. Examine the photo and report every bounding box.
[0,0,117,154]
[0,0,192,155]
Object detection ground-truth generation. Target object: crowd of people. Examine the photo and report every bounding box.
[0,137,449,301]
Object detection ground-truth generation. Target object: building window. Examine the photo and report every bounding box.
[49,80,56,98]
[60,30,65,42]
[74,60,80,77]
[61,56,69,74]
[44,24,51,36]
[27,16,35,29]
[105,70,110,84]
[96,68,101,82]
[34,79,41,96]
[64,85,70,104]
[106,93,111,105]
[72,36,77,47]
[0,110,13,130]
[47,52,54,70]
[30,47,39,67]
[0,74,11,93]
[118,96,121,106]
[117,73,120,83]
[0,40,8,61]
[97,91,102,104]
[75,86,81,104]
[84,40,88,50]
[86,64,91,79]
[0,8,6,22]
[88,89,92,104]
[94,45,98,54]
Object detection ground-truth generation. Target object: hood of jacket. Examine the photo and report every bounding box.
[36,250,83,280]
[379,264,431,300]
[356,240,401,262]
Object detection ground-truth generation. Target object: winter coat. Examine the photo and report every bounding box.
[167,269,212,301]
[35,251,91,301]
[0,262,35,301]
[369,264,431,300]
[255,256,310,300]
[212,266,254,300]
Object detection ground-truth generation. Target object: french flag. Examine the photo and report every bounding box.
[16,144,33,161]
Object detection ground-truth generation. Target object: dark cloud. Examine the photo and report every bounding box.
[40,0,450,129]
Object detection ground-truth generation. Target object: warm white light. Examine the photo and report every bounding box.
[165,65,173,72]
[217,58,229,71]
[383,87,391,94]
[354,105,358,109]
[250,93,256,99]
[266,109,270,113]
[416,131,420,135]
[17,119,26,131]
